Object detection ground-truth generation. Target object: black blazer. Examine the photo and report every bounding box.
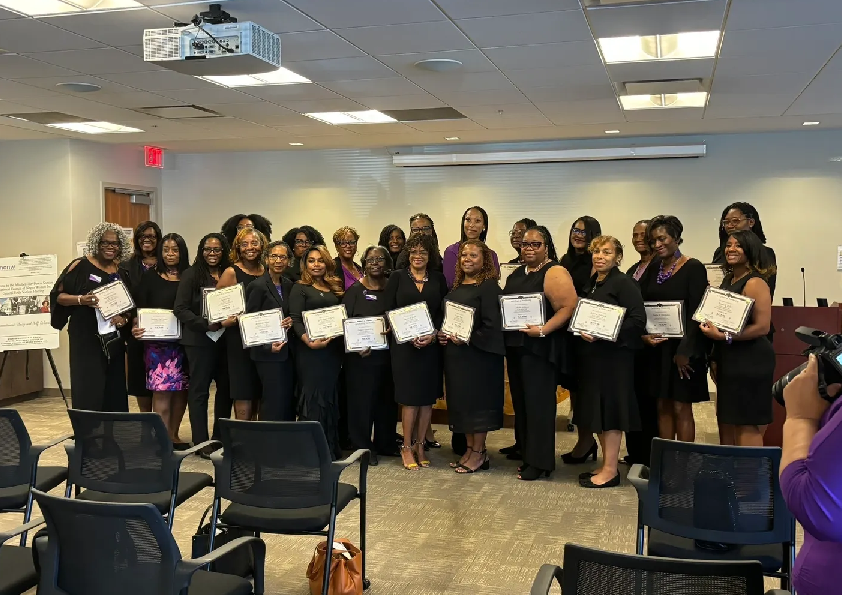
[173,266,216,347]
[245,272,294,362]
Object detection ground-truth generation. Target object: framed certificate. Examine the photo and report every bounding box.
[499,292,545,330]
[692,286,754,334]
[136,308,181,341]
[204,283,246,324]
[705,264,726,289]
[387,302,435,344]
[343,316,388,353]
[201,287,214,320]
[239,308,286,348]
[441,300,475,343]
[91,280,134,319]
[643,301,684,338]
[498,263,520,289]
[303,304,347,340]
[569,298,626,342]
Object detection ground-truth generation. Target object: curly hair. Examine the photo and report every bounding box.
[646,215,684,248]
[299,245,344,297]
[453,240,498,288]
[132,221,162,258]
[86,222,133,263]
[221,213,272,246]
[588,235,624,266]
[723,230,777,280]
[400,233,442,271]
[332,226,360,245]
[229,228,268,264]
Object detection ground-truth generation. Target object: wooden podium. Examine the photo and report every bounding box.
[765,306,842,446]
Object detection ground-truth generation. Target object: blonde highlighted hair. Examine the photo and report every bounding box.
[588,235,624,265]
[332,226,360,245]
[229,227,268,263]
[299,245,344,297]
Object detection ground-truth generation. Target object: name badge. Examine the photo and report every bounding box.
[364,292,377,301]
[89,274,102,283]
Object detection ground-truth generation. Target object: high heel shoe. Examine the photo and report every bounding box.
[400,445,418,471]
[413,440,430,468]
[450,447,472,468]
[561,442,598,465]
[424,438,441,450]
[518,466,550,481]
[579,473,620,489]
[455,449,489,474]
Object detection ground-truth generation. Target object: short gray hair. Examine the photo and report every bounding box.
[85,222,133,262]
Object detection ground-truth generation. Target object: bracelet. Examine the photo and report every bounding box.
[725,331,733,345]
[538,325,545,338]
[77,295,81,305]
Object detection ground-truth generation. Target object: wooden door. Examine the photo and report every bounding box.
[103,189,152,230]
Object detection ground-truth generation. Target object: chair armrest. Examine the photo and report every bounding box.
[330,449,370,495]
[530,564,563,595]
[627,464,650,498]
[173,440,221,463]
[30,434,73,459]
[173,536,266,595]
[0,517,45,545]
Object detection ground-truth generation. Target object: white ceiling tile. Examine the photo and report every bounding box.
[238,83,343,101]
[280,30,365,62]
[457,11,591,47]
[272,98,367,112]
[335,21,474,55]
[711,72,813,95]
[624,107,704,122]
[10,94,143,120]
[12,74,138,93]
[453,103,545,118]
[157,87,264,104]
[505,66,611,88]
[100,70,218,90]
[23,48,160,75]
[0,100,47,115]
[586,0,727,38]
[320,77,426,98]
[0,123,60,139]
[436,0,580,19]
[0,55,80,79]
[354,94,446,110]
[606,59,714,84]
[284,0,446,28]
[440,88,530,106]
[704,93,794,118]
[376,50,497,75]
[535,99,622,124]
[39,9,175,46]
[0,7,21,19]
[273,123,357,136]
[404,71,519,93]
[471,114,553,128]
[0,19,103,52]
[714,52,830,77]
[338,123,420,135]
[0,79,68,100]
[785,76,842,115]
[726,0,842,30]
[720,25,842,59]
[199,103,313,126]
[88,91,179,108]
[404,119,485,132]
[283,57,396,82]
[520,84,616,102]
[151,0,323,33]
[483,42,602,69]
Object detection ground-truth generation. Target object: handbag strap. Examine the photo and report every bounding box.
[196,503,214,533]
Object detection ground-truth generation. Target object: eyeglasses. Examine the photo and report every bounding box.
[410,226,432,234]
[294,239,313,246]
[570,228,587,237]
[365,256,386,264]
[409,250,429,257]
[240,241,261,249]
[267,254,289,261]
[521,241,544,250]
[203,247,223,254]
[337,240,357,247]
[99,241,120,248]
[236,223,254,231]
[721,217,748,227]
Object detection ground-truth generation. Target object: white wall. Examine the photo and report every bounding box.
[162,130,842,305]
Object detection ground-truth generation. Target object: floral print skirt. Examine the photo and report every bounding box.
[144,341,188,392]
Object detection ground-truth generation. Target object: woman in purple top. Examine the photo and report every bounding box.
[442,206,500,289]
[333,226,363,290]
[780,354,842,595]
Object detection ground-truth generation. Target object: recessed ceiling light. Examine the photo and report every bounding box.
[305,110,397,125]
[803,121,820,126]
[444,136,460,141]
[56,82,102,93]
[829,156,842,162]
[599,31,720,64]
[414,58,463,73]
[605,130,620,134]
[199,67,311,88]
[620,92,707,110]
[0,0,141,16]
[45,121,143,134]
[289,142,304,146]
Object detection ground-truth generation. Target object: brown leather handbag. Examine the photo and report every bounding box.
[306,538,363,595]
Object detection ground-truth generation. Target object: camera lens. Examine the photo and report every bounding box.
[771,362,808,406]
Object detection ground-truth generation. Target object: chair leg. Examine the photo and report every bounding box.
[167,489,178,531]
[64,479,72,499]
[20,488,34,546]
[635,512,645,555]
[322,504,337,595]
[360,493,370,590]
[208,497,221,554]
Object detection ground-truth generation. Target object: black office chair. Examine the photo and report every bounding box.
[0,408,70,545]
[628,439,795,590]
[31,489,265,595]
[530,543,789,595]
[0,517,45,595]
[208,420,370,595]
[65,409,215,529]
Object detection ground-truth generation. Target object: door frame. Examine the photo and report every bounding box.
[101,182,161,227]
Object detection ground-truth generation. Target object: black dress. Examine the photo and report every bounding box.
[639,258,710,403]
[713,273,775,426]
[504,263,568,472]
[560,251,593,297]
[226,266,262,402]
[50,258,129,412]
[341,281,398,453]
[573,268,646,434]
[443,279,505,433]
[290,283,344,458]
[120,255,154,399]
[384,269,448,406]
[245,273,296,421]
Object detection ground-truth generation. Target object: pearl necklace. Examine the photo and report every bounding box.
[526,258,549,274]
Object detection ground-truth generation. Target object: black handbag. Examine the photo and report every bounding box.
[191,503,255,577]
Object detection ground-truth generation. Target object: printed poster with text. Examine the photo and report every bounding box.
[0,254,59,350]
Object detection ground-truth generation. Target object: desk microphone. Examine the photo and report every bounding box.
[801,267,806,307]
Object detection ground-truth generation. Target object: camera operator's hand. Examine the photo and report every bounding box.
[783,354,840,421]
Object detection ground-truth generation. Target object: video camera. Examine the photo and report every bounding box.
[772,326,842,406]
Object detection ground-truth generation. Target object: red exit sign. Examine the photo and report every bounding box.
[144,146,164,168]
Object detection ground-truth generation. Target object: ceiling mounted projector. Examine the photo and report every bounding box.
[143,4,280,76]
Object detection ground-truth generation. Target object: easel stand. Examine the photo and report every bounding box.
[0,348,69,409]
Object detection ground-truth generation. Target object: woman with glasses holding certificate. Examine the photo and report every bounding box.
[342,246,399,465]
[244,240,295,422]
[439,240,504,474]
[700,230,776,446]
[712,202,776,300]
[290,245,346,459]
[503,226,578,480]
[573,236,646,488]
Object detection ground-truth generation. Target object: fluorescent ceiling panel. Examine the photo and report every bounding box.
[600,31,720,63]
[200,68,311,88]
[45,121,144,133]
[0,0,140,15]
[620,92,708,110]
[305,110,396,124]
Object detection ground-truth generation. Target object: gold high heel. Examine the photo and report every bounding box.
[400,444,418,470]
[413,440,430,467]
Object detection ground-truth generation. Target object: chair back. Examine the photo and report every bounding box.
[215,420,335,509]
[65,410,176,494]
[562,543,765,595]
[642,438,793,545]
[0,408,34,489]
[33,490,183,595]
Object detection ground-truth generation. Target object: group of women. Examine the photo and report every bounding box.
[50,201,778,486]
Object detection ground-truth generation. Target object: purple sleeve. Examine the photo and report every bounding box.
[443,243,457,289]
[780,401,842,542]
[492,249,500,273]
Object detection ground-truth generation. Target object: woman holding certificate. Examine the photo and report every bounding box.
[711,202,776,300]
[290,245,346,459]
[385,233,447,470]
[439,240,504,474]
[131,233,190,446]
[640,215,709,443]
[503,226,578,480]
[442,206,500,289]
[51,222,134,412]
[217,227,267,422]
[700,230,776,446]
[573,236,646,488]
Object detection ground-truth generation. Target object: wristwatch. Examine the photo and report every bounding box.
[538,326,545,338]
[725,331,733,345]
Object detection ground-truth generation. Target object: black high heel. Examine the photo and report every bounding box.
[579,473,620,489]
[455,449,489,474]
[518,466,550,481]
[561,442,598,465]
